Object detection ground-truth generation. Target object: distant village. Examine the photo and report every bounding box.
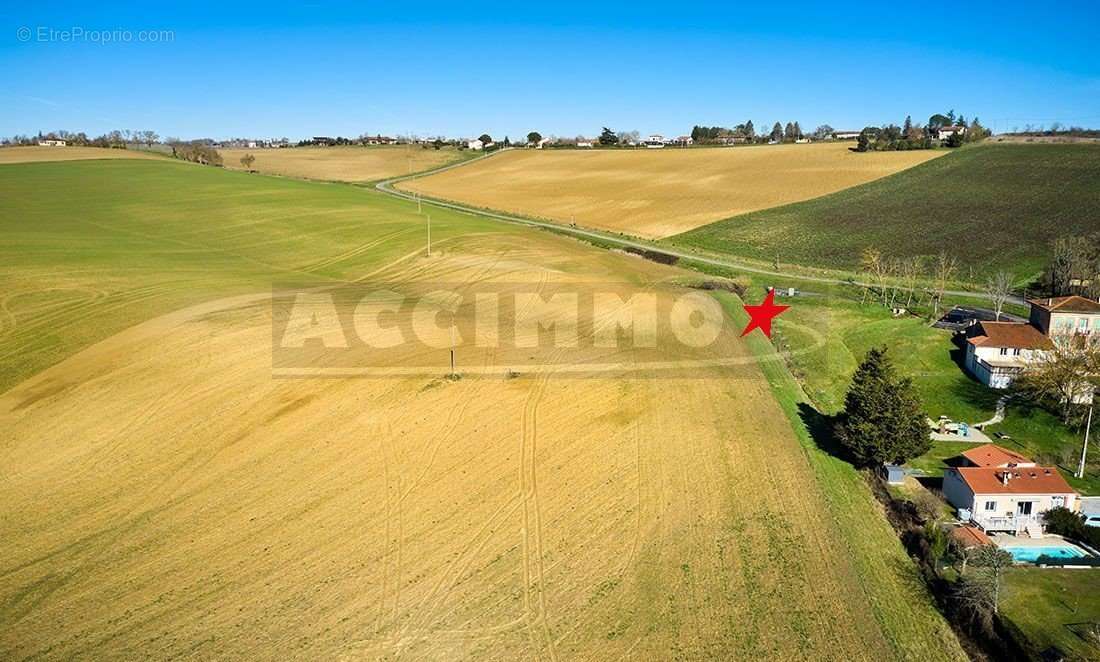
[3,113,991,154]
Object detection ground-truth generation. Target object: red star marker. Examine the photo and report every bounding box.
[740,288,789,338]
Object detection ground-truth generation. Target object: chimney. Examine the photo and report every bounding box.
[1001,471,1011,486]
[1047,298,1052,306]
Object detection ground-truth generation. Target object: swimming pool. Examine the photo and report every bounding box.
[1002,544,1087,563]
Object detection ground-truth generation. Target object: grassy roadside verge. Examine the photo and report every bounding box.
[713,291,968,660]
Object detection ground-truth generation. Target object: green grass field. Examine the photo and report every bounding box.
[0,159,504,392]
[728,278,1100,495]
[670,143,1100,280]
[1002,569,1100,661]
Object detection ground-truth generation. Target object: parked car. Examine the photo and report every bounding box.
[1085,514,1100,528]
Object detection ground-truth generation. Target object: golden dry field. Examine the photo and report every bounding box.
[220,145,468,182]
[398,142,945,238]
[0,145,163,163]
[0,159,964,660]
[0,234,893,660]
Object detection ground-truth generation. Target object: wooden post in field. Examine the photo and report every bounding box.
[426,214,431,257]
[417,193,422,214]
[449,325,456,377]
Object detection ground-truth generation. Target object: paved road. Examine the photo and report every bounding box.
[375,151,1025,306]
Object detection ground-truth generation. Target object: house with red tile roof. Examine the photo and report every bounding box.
[943,444,1079,535]
[964,321,1054,388]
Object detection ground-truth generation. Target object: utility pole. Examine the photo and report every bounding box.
[1078,400,1093,479]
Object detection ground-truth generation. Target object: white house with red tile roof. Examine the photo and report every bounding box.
[943,444,1078,535]
[936,125,967,140]
[964,321,1054,388]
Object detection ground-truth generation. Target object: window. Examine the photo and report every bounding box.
[1079,318,1090,329]
[984,500,997,511]
[1012,348,1021,356]
[1052,496,1065,507]
[999,348,1008,356]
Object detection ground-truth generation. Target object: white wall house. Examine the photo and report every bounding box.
[942,444,1078,535]
[645,135,665,149]
[936,125,967,140]
[576,141,593,148]
[964,321,1053,389]
[38,139,67,147]
[467,139,484,150]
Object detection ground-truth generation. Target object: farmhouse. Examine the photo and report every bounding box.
[962,296,1100,389]
[674,136,694,146]
[831,130,861,140]
[936,125,967,140]
[964,321,1053,388]
[467,139,484,150]
[576,140,594,148]
[1028,295,1100,339]
[645,135,666,149]
[943,444,1078,535]
[37,139,67,147]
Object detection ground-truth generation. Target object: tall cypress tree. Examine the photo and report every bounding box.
[835,347,930,466]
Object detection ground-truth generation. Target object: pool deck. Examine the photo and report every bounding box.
[990,533,1076,549]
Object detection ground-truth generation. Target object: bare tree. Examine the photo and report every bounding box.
[1014,340,1100,424]
[929,251,958,318]
[984,271,1013,321]
[1049,236,1093,296]
[953,571,997,634]
[901,256,925,308]
[859,247,882,305]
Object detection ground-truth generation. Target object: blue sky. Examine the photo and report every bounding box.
[2,1,1099,140]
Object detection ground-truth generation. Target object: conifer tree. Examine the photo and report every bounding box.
[835,347,931,466]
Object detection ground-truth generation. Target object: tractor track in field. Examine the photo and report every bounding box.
[374,150,1025,307]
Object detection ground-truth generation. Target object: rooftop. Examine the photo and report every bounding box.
[1028,295,1100,314]
[953,465,1076,496]
[967,321,1054,350]
[961,443,1034,468]
[950,525,992,549]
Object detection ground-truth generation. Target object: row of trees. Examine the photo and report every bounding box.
[856,246,1017,322]
[690,121,836,144]
[168,140,222,166]
[1005,123,1099,138]
[855,112,991,152]
[857,248,962,317]
[1,129,160,148]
